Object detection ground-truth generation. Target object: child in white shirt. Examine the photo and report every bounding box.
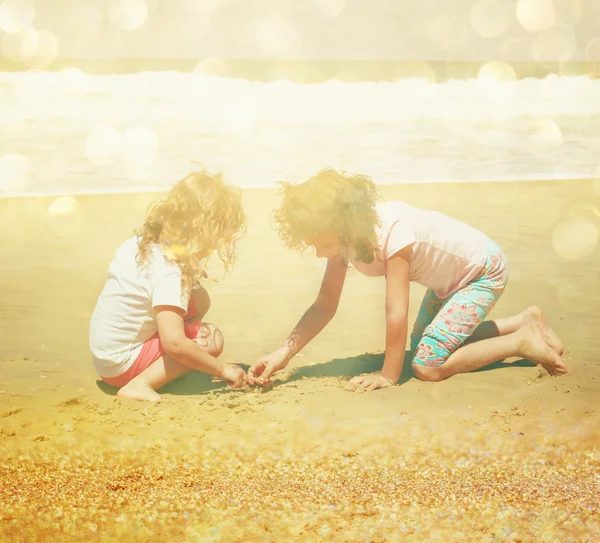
[90,171,247,402]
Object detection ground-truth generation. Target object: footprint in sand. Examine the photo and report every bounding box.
[2,407,22,418]
[57,396,86,408]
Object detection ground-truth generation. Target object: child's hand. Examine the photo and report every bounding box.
[248,347,290,387]
[346,372,395,392]
[220,364,247,388]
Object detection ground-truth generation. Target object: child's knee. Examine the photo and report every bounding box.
[412,339,444,366]
[190,286,211,321]
[193,323,224,357]
[412,363,446,382]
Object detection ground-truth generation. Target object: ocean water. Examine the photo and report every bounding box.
[1,68,599,196]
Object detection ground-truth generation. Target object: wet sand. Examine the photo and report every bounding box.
[1,179,599,542]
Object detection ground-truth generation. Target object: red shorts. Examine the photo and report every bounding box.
[102,299,201,388]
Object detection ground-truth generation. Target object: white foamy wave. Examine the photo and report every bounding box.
[1,70,599,196]
[1,70,600,123]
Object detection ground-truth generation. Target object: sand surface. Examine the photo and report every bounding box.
[1,180,599,542]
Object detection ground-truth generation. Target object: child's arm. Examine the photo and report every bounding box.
[155,307,245,387]
[348,248,411,391]
[380,250,411,383]
[248,255,348,385]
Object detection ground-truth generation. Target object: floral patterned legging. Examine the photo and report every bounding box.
[410,242,509,367]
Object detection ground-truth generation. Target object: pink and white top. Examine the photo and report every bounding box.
[349,201,490,299]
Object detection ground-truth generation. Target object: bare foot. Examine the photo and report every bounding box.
[522,306,564,356]
[518,323,567,376]
[117,379,161,402]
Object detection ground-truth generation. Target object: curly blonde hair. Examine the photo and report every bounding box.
[273,168,380,263]
[136,171,246,295]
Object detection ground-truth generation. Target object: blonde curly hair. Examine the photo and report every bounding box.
[136,171,246,295]
[273,168,380,263]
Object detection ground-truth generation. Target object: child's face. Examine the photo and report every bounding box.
[308,233,344,259]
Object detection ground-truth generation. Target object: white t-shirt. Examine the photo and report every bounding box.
[89,236,190,378]
[349,201,490,299]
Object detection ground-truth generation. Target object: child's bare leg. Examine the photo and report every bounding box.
[413,322,567,382]
[464,306,563,355]
[117,323,224,402]
[115,356,191,403]
[118,286,217,402]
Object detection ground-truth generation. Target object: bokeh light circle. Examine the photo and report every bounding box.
[470,0,510,39]
[109,0,148,31]
[478,61,517,101]
[0,0,34,33]
[552,216,598,260]
[516,0,555,33]
[85,125,123,167]
[20,29,59,68]
[47,196,83,237]
[314,0,346,18]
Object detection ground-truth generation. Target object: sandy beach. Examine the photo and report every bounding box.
[1,179,599,542]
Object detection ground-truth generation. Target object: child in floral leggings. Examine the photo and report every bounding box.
[247,169,567,391]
